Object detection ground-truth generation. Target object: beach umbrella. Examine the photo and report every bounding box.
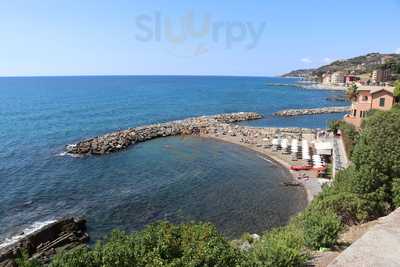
[272,138,280,146]
[281,139,288,150]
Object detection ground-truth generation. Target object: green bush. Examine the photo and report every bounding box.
[338,121,359,157]
[251,225,308,267]
[15,251,41,267]
[50,221,245,267]
[50,248,98,267]
[308,168,371,224]
[327,120,359,157]
[392,178,400,208]
[302,210,342,250]
[310,192,370,225]
[351,108,400,210]
[321,108,400,224]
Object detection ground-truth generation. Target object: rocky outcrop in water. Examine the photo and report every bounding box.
[326,95,347,102]
[0,218,88,267]
[65,112,262,155]
[273,106,350,117]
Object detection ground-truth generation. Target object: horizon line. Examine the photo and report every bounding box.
[0,74,286,79]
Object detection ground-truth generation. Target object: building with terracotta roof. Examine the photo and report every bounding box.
[344,85,396,128]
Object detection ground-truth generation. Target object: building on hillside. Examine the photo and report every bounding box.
[331,71,345,85]
[372,69,391,83]
[356,63,366,71]
[322,73,331,85]
[344,85,396,128]
[381,55,394,64]
[344,75,360,85]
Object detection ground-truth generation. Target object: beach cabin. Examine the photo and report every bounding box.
[314,141,333,156]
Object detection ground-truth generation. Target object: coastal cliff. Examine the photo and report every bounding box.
[65,112,262,155]
[0,218,88,267]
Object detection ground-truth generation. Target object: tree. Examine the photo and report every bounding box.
[351,108,400,211]
[346,83,358,101]
[328,120,341,135]
[309,108,400,224]
[394,80,400,101]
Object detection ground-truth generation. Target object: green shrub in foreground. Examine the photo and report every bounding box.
[308,168,373,224]
[392,178,400,208]
[15,251,41,267]
[49,221,245,267]
[251,225,308,267]
[302,210,342,250]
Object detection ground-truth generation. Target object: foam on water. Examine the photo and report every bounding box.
[0,220,57,250]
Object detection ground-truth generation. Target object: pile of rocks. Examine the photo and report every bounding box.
[65,112,262,155]
[0,218,88,267]
[206,123,315,138]
[274,106,351,117]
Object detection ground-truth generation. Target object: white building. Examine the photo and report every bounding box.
[330,71,345,85]
[322,73,331,85]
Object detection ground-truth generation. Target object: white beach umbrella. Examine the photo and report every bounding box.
[272,138,280,146]
[281,139,288,150]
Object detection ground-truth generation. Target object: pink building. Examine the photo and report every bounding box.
[344,86,395,128]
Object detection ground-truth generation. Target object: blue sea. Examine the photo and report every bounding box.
[0,76,347,243]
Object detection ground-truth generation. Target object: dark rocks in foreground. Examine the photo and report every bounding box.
[0,218,88,267]
[273,106,351,117]
[65,112,263,155]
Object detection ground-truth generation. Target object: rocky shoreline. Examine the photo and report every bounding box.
[65,112,262,155]
[273,106,350,117]
[0,218,88,267]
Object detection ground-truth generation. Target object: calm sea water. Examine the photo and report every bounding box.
[0,76,347,241]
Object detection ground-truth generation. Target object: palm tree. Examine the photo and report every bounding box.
[346,83,358,101]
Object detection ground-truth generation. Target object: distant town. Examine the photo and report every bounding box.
[283,52,400,87]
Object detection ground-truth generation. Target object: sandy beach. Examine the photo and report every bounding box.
[201,130,327,203]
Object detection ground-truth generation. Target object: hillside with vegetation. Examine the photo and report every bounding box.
[16,105,400,267]
[283,53,400,81]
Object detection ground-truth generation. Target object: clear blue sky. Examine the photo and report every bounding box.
[1,0,399,77]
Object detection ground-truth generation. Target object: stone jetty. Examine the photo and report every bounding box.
[273,106,351,117]
[0,218,88,267]
[65,112,262,155]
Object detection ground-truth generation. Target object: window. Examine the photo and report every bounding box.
[359,111,363,118]
[379,98,385,107]
[362,95,368,101]
[353,109,357,117]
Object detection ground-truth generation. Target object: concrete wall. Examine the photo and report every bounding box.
[329,208,400,267]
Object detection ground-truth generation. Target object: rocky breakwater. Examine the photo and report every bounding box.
[274,106,351,117]
[0,218,88,267]
[65,112,262,155]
